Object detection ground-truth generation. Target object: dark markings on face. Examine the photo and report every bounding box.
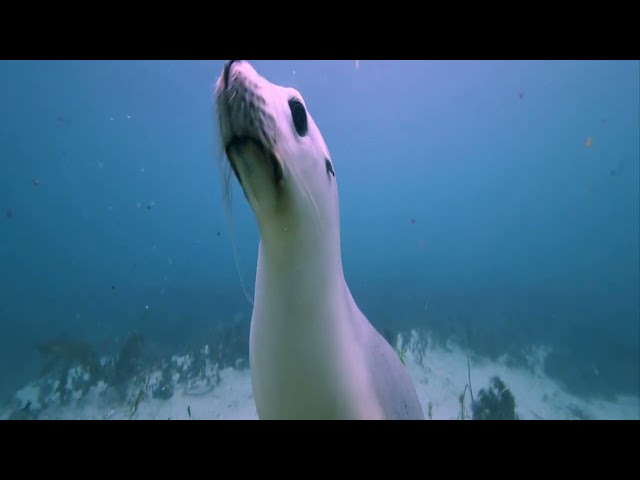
[325,159,335,179]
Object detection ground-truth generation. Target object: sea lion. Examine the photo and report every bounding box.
[215,60,424,420]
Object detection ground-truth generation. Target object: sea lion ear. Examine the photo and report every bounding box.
[325,158,335,178]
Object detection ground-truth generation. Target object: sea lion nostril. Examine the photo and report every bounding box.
[223,60,239,89]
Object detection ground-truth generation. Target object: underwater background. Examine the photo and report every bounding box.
[0,60,638,409]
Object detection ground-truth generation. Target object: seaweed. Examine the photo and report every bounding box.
[395,343,407,365]
[471,376,519,420]
[210,318,250,370]
[458,345,518,420]
[566,403,591,420]
[106,332,146,401]
[7,400,38,420]
[456,338,475,419]
[151,366,174,400]
[412,329,430,368]
[129,376,149,419]
[459,385,470,420]
[36,337,102,404]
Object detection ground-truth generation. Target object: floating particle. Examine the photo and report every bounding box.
[585,137,593,148]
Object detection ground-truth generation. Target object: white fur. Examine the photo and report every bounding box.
[215,61,424,420]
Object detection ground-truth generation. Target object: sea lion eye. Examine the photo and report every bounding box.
[288,98,307,137]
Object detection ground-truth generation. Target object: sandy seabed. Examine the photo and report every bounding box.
[2,330,637,420]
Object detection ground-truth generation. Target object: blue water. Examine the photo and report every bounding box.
[0,60,638,405]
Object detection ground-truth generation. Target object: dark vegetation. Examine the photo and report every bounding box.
[8,318,251,419]
[374,301,639,401]
[471,376,518,420]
